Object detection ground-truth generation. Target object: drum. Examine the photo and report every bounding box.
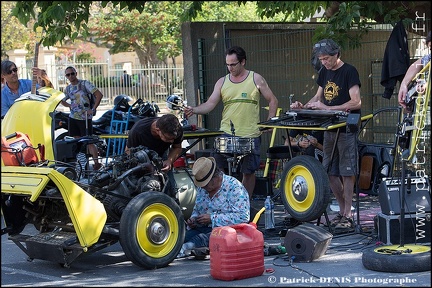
[173,168,197,219]
[214,136,254,154]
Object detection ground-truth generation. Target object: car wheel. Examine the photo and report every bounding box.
[280,155,331,222]
[362,244,431,272]
[119,191,185,269]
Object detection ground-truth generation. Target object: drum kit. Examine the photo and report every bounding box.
[213,120,256,176]
[214,135,255,176]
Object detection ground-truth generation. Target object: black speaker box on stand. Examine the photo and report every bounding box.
[376,212,431,245]
[284,223,333,262]
[378,177,431,215]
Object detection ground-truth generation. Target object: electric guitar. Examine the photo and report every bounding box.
[31,26,43,95]
[404,61,430,105]
[402,61,430,162]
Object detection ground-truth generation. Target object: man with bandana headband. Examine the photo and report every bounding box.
[291,39,361,232]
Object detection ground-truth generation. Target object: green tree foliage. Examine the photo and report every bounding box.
[11,1,148,47]
[87,2,186,65]
[1,1,31,58]
[190,1,288,22]
[189,1,431,49]
[9,1,287,65]
[8,1,430,61]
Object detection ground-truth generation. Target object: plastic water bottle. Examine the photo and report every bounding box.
[264,196,275,230]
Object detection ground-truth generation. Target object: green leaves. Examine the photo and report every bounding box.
[4,1,428,61]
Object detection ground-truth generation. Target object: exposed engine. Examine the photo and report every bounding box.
[89,146,167,221]
[1,146,168,236]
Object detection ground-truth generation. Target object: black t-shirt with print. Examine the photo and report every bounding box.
[127,117,183,157]
[317,63,361,114]
[317,63,361,133]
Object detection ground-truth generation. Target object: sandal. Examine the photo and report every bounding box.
[334,216,354,230]
[325,213,343,227]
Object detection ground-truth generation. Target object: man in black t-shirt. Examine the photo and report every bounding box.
[126,113,183,168]
[126,114,183,196]
[290,39,361,231]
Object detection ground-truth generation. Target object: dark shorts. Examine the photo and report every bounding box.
[212,135,261,174]
[322,131,358,177]
[68,117,93,137]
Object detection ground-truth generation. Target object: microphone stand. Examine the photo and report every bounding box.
[227,120,238,176]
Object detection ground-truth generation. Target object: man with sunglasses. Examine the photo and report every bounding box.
[183,46,278,207]
[291,39,362,232]
[60,66,103,170]
[1,60,44,118]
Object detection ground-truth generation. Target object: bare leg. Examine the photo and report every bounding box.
[88,143,101,169]
[329,175,345,215]
[341,175,355,218]
[242,172,256,200]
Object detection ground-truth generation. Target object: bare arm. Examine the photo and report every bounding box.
[398,58,423,108]
[184,77,224,117]
[305,85,361,112]
[254,73,278,119]
[163,143,183,171]
[291,87,323,109]
[92,89,103,110]
[61,99,71,108]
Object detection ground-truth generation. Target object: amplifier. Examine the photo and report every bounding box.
[376,212,431,245]
[378,177,431,215]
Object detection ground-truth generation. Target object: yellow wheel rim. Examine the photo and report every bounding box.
[135,203,179,258]
[283,163,316,213]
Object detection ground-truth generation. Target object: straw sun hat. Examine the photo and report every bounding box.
[192,157,216,187]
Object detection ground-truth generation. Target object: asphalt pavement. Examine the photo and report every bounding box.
[2,193,431,287]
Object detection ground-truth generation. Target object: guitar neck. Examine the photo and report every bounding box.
[31,43,40,94]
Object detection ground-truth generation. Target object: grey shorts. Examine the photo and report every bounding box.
[322,131,358,177]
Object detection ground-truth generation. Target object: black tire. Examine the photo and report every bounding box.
[280,155,331,222]
[362,244,431,272]
[119,191,185,269]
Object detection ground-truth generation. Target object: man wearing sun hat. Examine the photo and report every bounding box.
[177,156,250,258]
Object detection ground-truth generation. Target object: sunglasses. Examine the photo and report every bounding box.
[314,43,327,48]
[226,62,240,68]
[65,72,76,77]
[6,68,18,75]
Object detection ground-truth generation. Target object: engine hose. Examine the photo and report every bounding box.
[123,176,138,193]
[104,163,154,191]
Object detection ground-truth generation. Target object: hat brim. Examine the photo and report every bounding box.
[193,157,216,187]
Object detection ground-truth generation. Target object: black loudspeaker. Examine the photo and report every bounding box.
[378,177,431,215]
[253,177,272,199]
[284,223,333,262]
[376,212,431,245]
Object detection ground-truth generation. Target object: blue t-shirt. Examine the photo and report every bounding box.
[1,79,33,118]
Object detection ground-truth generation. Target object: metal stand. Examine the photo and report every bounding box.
[225,120,245,177]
